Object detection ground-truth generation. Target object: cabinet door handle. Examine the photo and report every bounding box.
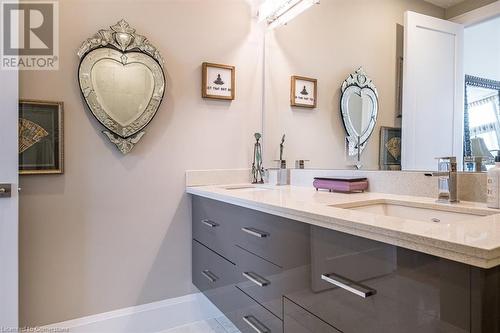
[202,270,218,283]
[241,227,269,238]
[243,271,270,287]
[201,219,219,228]
[242,315,270,333]
[321,272,376,298]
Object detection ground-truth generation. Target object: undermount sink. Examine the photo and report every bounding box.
[221,185,272,192]
[332,200,495,223]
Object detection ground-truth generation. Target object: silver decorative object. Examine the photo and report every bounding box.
[340,67,379,157]
[252,133,264,184]
[77,20,166,154]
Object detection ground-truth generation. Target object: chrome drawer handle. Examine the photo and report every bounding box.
[243,271,270,287]
[241,227,269,238]
[201,219,219,228]
[321,273,376,298]
[242,315,270,333]
[202,270,218,283]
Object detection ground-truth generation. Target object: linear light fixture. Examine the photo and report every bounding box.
[258,0,320,29]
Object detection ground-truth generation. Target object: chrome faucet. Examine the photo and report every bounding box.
[426,157,458,203]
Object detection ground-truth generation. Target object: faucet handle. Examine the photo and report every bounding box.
[435,156,457,163]
[435,156,457,172]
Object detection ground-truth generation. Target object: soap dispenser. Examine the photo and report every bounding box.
[487,151,500,208]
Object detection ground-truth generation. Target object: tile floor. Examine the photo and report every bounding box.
[159,317,240,333]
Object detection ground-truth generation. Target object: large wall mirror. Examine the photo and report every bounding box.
[262,0,500,172]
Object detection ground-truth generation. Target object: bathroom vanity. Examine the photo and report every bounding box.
[188,185,500,333]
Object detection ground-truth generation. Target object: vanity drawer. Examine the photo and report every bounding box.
[192,196,239,261]
[311,225,397,292]
[225,286,283,333]
[235,245,309,319]
[236,209,309,268]
[286,226,471,333]
[192,240,238,294]
[283,297,341,333]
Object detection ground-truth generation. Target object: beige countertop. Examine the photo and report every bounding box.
[186,184,500,269]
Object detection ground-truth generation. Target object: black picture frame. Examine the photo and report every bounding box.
[19,100,64,175]
[379,127,401,170]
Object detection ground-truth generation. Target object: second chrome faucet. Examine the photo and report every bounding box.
[425,157,458,203]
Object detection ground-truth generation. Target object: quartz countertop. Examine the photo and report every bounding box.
[186,184,500,269]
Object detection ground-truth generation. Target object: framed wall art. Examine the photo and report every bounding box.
[379,126,401,171]
[202,62,235,100]
[19,100,64,175]
[290,76,317,108]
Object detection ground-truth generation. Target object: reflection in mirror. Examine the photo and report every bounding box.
[263,0,445,170]
[463,75,500,172]
[92,57,155,127]
[340,68,379,165]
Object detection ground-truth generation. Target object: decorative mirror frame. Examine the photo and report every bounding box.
[463,74,500,159]
[340,67,379,156]
[77,20,166,154]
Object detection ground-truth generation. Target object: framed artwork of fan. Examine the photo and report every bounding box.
[18,100,64,175]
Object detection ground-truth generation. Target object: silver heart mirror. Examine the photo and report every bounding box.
[77,20,166,154]
[340,67,379,157]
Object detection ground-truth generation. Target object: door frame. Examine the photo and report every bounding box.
[450,1,500,26]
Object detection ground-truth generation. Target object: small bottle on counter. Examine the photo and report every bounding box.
[487,152,500,208]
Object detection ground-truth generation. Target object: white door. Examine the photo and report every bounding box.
[402,11,464,171]
[0,66,19,327]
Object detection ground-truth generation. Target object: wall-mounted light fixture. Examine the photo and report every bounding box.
[258,0,320,29]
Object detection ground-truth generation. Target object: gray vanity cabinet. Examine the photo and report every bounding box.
[236,208,310,268]
[192,240,239,311]
[283,297,341,333]
[235,243,310,319]
[192,195,500,332]
[192,196,241,262]
[225,286,283,333]
[192,196,309,332]
[470,266,500,333]
[285,226,471,333]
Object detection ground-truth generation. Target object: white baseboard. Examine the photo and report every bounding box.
[42,293,224,333]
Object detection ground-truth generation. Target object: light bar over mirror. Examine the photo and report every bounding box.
[258,0,320,29]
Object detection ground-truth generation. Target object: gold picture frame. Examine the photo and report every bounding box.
[202,62,235,100]
[19,100,64,175]
[290,75,317,108]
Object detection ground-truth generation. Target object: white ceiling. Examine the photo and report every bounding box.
[423,0,467,8]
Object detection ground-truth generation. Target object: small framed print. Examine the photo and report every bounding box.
[19,100,64,175]
[291,76,317,108]
[202,62,235,100]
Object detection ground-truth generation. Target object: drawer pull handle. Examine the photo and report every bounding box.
[243,271,270,287]
[321,272,376,298]
[242,315,270,333]
[201,219,219,228]
[241,227,269,238]
[202,270,218,283]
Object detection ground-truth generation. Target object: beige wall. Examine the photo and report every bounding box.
[263,0,444,169]
[19,0,262,326]
[445,0,498,19]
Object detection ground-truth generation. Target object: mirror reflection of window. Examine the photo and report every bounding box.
[466,84,500,170]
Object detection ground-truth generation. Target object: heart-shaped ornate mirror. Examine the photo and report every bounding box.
[77,20,166,154]
[340,67,379,157]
